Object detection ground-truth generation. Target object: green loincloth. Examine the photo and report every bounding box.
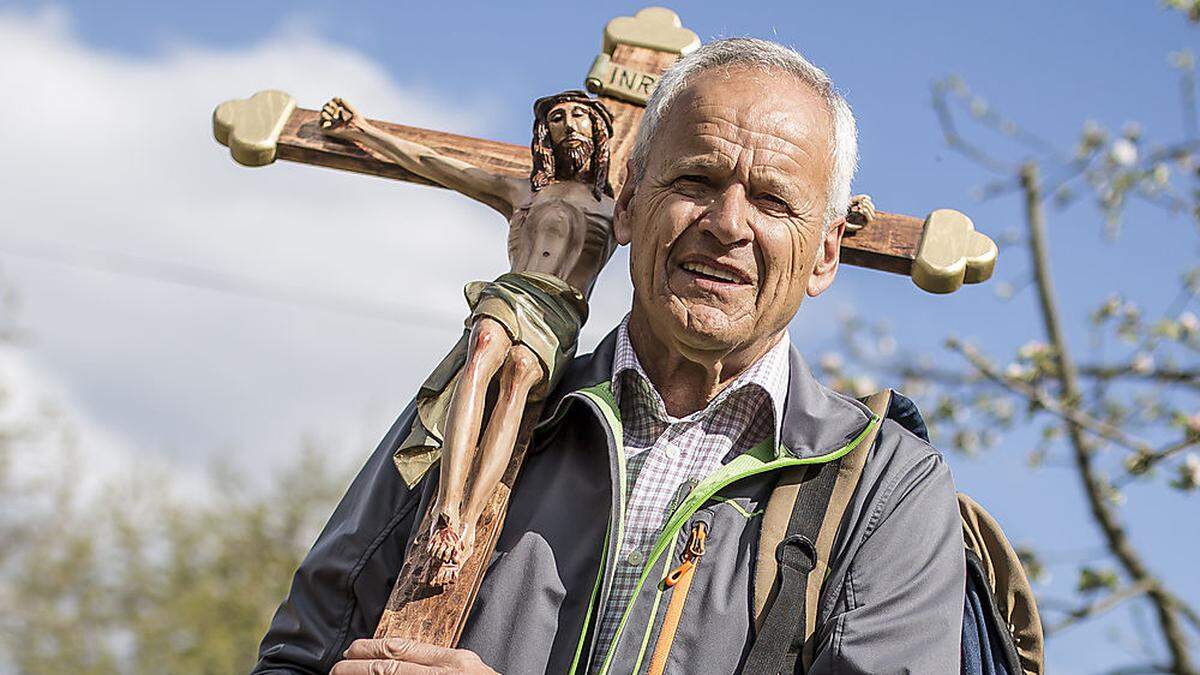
[393,271,587,486]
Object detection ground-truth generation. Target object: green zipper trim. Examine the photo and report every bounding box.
[630,537,677,674]
[710,494,764,519]
[597,415,881,675]
[578,386,628,585]
[575,383,630,672]
[568,523,611,675]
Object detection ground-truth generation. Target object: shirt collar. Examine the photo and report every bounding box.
[610,314,790,446]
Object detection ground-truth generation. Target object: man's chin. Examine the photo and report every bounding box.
[666,303,752,355]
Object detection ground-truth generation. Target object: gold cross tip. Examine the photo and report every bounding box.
[912,209,998,294]
[212,90,296,167]
[603,7,700,56]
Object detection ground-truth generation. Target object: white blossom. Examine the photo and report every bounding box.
[1178,311,1199,335]
[1110,138,1138,167]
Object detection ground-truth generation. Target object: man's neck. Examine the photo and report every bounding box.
[626,311,785,418]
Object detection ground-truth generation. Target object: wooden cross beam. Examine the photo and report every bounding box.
[213,8,996,295]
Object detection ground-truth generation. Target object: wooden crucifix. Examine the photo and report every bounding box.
[212,6,997,647]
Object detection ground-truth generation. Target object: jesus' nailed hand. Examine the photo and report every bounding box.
[320,92,617,586]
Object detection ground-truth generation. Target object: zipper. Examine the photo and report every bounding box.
[568,384,629,674]
[561,380,880,674]
[597,415,880,675]
[647,521,708,675]
[663,521,708,588]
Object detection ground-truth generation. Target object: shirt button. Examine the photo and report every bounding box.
[625,549,645,567]
[662,444,680,460]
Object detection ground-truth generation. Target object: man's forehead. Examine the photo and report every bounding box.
[658,70,833,159]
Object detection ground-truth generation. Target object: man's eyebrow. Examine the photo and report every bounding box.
[665,154,729,174]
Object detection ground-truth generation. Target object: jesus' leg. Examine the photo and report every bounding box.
[427,318,511,568]
[432,344,544,586]
[462,345,545,543]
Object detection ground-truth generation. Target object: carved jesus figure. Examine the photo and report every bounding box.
[321,91,616,585]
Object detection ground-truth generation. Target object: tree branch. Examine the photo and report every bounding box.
[931,80,1016,175]
[1047,579,1157,636]
[1020,162,1196,673]
[944,339,1161,457]
[1080,364,1200,389]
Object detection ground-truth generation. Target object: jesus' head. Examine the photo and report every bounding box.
[531,90,613,200]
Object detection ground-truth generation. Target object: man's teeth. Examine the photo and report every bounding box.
[682,261,740,283]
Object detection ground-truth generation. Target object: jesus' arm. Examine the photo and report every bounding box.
[321,98,527,219]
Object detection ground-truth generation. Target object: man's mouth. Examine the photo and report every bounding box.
[677,259,752,286]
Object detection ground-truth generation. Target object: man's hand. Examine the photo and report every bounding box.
[320,97,372,137]
[330,638,499,675]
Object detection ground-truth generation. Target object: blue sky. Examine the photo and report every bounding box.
[1,1,1197,671]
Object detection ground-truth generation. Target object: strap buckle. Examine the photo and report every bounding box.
[775,534,817,573]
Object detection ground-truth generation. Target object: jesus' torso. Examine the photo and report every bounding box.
[507,181,615,299]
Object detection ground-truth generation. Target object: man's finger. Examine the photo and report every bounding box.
[329,658,436,675]
[344,638,457,665]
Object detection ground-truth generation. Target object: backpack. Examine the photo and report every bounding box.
[744,390,1044,674]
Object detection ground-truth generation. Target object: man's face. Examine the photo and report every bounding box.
[614,68,844,361]
[547,101,594,146]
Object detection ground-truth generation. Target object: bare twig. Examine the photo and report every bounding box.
[1178,55,1198,140]
[932,82,1015,175]
[1081,364,1200,389]
[1103,666,1172,675]
[1177,598,1200,637]
[1047,579,1157,636]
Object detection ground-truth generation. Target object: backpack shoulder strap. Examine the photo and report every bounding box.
[747,389,890,673]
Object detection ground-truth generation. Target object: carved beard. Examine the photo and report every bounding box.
[553,137,593,181]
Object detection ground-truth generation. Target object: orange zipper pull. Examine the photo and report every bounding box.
[649,521,710,675]
[664,521,708,588]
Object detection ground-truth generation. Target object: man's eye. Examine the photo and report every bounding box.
[757,193,790,212]
[672,176,709,197]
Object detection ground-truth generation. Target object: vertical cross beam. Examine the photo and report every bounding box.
[370,8,699,646]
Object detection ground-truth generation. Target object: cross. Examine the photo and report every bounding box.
[212,6,997,647]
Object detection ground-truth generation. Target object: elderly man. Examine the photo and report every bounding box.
[254,38,965,675]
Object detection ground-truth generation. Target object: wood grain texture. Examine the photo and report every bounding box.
[373,402,544,646]
[277,109,531,185]
[839,211,922,276]
[597,43,680,191]
[275,107,924,278]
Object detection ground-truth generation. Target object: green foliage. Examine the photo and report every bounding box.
[1077,567,1121,595]
[0,430,348,674]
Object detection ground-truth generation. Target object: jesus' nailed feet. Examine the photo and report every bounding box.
[428,510,476,586]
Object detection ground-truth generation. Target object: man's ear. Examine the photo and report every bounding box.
[806,217,844,297]
[613,159,638,246]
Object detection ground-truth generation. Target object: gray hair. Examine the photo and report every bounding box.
[629,37,858,229]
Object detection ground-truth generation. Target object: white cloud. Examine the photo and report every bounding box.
[0,7,846,489]
[0,7,641,485]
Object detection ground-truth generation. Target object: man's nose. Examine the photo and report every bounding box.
[698,184,754,246]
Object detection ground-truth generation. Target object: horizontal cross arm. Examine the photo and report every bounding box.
[277,107,530,186]
[213,96,995,293]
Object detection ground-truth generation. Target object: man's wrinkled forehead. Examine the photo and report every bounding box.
[652,68,834,173]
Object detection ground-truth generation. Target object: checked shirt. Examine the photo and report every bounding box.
[590,316,790,667]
